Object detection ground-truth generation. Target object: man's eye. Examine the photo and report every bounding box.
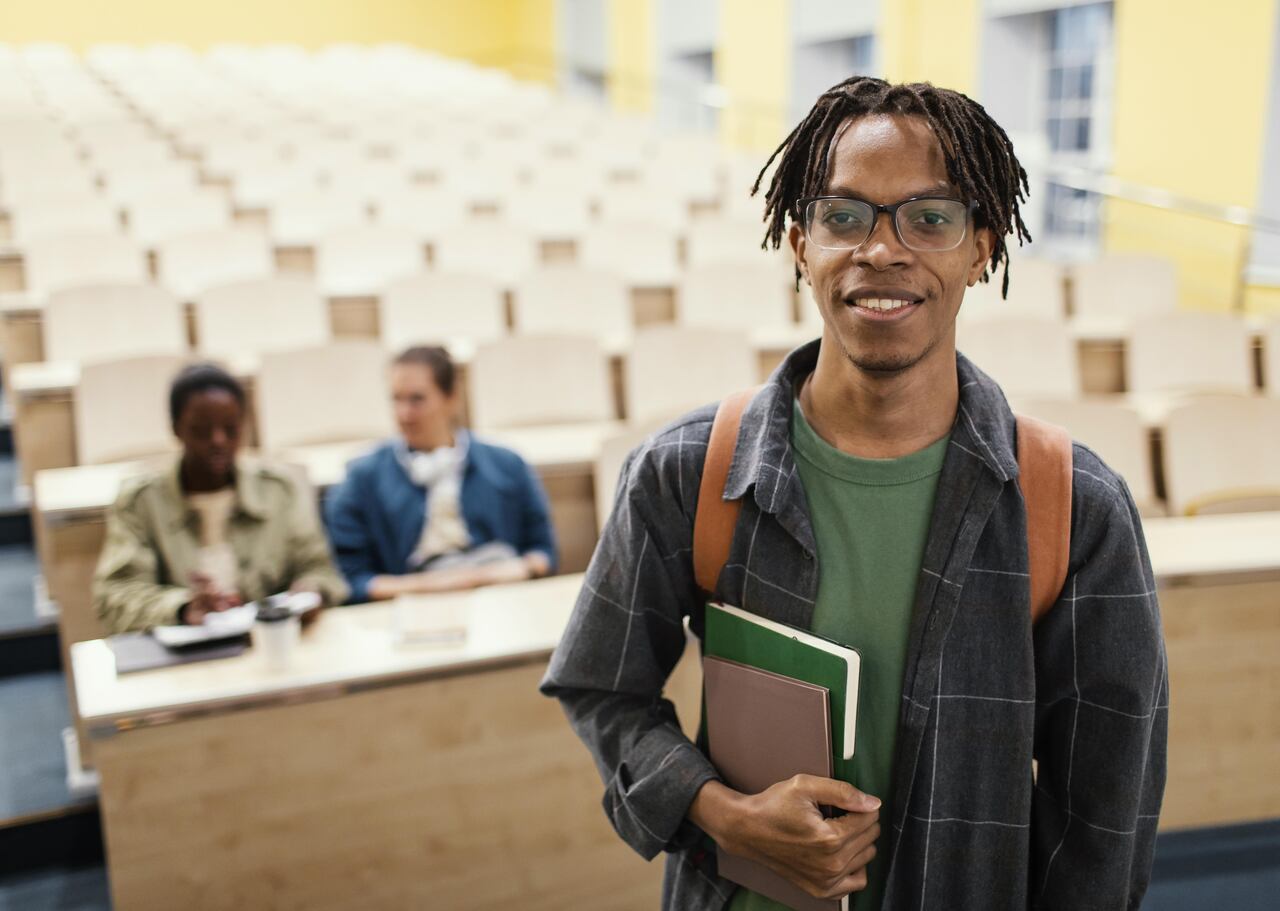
[913,210,952,225]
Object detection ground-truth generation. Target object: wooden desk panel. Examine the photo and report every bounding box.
[14,389,76,488]
[92,660,675,910]
[0,306,45,366]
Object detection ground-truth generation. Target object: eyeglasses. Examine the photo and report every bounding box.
[798,195,977,252]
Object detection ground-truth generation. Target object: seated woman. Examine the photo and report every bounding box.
[93,363,349,634]
[324,346,556,602]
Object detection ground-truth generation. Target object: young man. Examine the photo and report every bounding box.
[542,78,1167,911]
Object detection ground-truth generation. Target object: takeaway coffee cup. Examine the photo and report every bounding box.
[252,602,300,671]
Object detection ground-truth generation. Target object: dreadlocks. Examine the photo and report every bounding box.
[755,76,1031,298]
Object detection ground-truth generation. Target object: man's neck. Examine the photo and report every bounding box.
[798,333,959,460]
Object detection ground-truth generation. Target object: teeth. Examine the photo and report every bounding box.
[856,298,914,311]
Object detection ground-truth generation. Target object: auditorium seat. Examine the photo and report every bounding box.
[1011,397,1162,516]
[314,224,425,296]
[596,187,686,232]
[959,257,1067,323]
[74,354,186,465]
[1126,312,1253,395]
[469,335,614,430]
[432,220,538,288]
[624,325,757,426]
[126,187,232,247]
[513,266,631,346]
[594,422,663,530]
[269,190,369,247]
[1071,253,1177,327]
[7,192,121,243]
[45,282,186,363]
[956,317,1079,398]
[379,271,507,356]
[1162,396,1280,515]
[21,230,149,297]
[373,186,470,245]
[195,277,330,363]
[678,261,795,333]
[156,227,275,300]
[255,341,394,451]
[579,220,680,286]
[684,216,772,268]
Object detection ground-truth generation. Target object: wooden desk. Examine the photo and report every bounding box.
[1139,512,1280,830]
[0,294,44,367]
[11,359,79,488]
[71,574,703,910]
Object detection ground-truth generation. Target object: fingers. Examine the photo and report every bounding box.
[804,841,878,900]
[791,774,881,815]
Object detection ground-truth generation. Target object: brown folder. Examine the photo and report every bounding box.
[703,656,847,911]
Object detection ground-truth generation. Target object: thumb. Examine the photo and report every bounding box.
[795,775,881,814]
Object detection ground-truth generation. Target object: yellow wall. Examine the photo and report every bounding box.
[879,0,980,95]
[717,0,791,151]
[0,0,546,74]
[607,0,655,114]
[1107,0,1279,312]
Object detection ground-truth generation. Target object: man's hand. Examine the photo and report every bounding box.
[181,571,242,625]
[689,776,881,900]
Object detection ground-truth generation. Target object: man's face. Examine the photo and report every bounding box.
[790,113,994,375]
[175,389,242,481]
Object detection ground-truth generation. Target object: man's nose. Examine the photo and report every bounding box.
[852,211,912,271]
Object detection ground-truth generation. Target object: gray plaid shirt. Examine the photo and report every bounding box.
[542,340,1167,910]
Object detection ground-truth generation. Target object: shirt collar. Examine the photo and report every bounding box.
[165,455,270,527]
[724,339,1018,517]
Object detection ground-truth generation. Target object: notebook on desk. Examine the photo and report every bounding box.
[107,632,247,674]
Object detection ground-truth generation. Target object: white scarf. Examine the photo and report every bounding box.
[396,432,471,569]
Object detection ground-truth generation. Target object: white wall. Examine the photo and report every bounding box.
[654,0,718,131]
[790,0,879,123]
[1250,1,1280,277]
[558,0,607,100]
[793,0,879,43]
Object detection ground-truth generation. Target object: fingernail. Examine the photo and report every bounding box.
[866,796,881,810]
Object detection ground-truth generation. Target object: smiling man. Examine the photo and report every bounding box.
[542,78,1167,911]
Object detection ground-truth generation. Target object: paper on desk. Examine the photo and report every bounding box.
[393,595,469,646]
[151,591,321,648]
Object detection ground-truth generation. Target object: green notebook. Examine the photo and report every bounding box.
[704,603,861,782]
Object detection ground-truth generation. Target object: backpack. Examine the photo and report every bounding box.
[692,388,1073,623]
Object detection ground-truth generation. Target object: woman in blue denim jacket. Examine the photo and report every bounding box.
[324,346,557,603]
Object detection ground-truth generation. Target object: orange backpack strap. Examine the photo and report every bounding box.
[693,388,758,596]
[1016,415,1074,624]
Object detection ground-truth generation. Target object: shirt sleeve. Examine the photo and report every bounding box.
[92,491,191,633]
[539,441,719,860]
[515,457,558,573]
[284,476,350,607]
[322,469,379,603]
[1031,462,1168,910]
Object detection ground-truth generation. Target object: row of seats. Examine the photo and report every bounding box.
[23,263,800,367]
[66,336,1280,522]
[7,217,790,299]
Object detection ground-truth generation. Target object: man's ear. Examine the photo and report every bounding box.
[789,222,810,285]
[966,226,996,287]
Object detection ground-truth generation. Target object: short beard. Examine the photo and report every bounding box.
[836,332,939,375]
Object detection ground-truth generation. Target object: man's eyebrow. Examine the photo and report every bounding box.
[824,181,957,199]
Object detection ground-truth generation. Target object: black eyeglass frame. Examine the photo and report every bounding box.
[796,195,980,252]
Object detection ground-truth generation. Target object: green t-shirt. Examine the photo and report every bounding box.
[728,399,949,911]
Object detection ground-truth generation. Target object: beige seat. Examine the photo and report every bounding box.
[256,342,394,452]
[22,231,149,297]
[1011,397,1161,516]
[504,186,592,241]
[269,191,368,246]
[1163,396,1280,515]
[9,192,120,243]
[74,355,186,465]
[469,335,614,430]
[195,278,330,363]
[596,188,686,232]
[957,318,1078,398]
[45,283,186,363]
[625,326,757,426]
[126,188,232,247]
[433,220,538,288]
[314,225,425,296]
[1266,320,1280,396]
[379,272,507,355]
[684,216,772,268]
[1071,254,1177,324]
[579,220,680,286]
[513,267,631,346]
[156,228,275,300]
[100,160,198,205]
[960,258,1067,323]
[1126,312,1253,395]
[678,261,796,332]
[373,187,470,244]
